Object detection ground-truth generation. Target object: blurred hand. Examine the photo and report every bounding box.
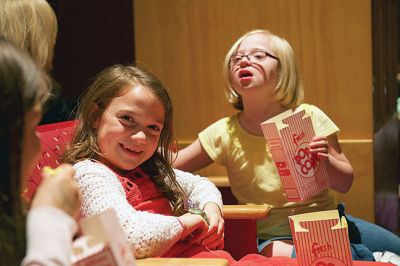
[309,136,329,161]
[31,164,81,219]
[177,212,209,242]
[201,202,225,249]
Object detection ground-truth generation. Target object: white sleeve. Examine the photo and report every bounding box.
[173,169,223,212]
[22,206,77,266]
[74,160,183,258]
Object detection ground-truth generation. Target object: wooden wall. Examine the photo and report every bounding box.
[134,0,374,221]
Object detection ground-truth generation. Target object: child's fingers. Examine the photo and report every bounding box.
[309,136,329,159]
[200,230,224,248]
[312,136,327,142]
[187,225,209,244]
[207,212,224,234]
[179,213,209,241]
[309,147,329,161]
[317,152,329,161]
[217,217,225,235]
[309,140,329,150]
[189,215,224,247]
[204,207,225,232]
[310,147,328,155]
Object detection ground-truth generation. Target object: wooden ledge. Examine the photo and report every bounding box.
[208,176,230,187]
[136,258,229,266]
[223,204,270,219]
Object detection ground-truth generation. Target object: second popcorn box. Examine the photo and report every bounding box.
[289,210,353,266]
[260,109,330,201]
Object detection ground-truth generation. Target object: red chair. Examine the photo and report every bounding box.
[25,120,77,200]
[25,120,269,260]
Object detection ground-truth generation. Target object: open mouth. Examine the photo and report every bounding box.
[239,70,253,78]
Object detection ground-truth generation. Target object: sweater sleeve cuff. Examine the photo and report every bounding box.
[22,206,77,266]
[170,217,184,244]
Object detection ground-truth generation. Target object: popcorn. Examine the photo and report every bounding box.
[43,166,63,176]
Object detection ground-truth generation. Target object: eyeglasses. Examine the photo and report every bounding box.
[229,50,279,67]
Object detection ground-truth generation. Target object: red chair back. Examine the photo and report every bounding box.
[25,120,78,200]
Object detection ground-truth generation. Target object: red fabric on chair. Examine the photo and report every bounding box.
[25,120,78,200]
[225,218,258,260]
[219,186,259,259]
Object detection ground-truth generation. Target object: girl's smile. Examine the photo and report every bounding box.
[120,143,144,156]
[95,84,165,172]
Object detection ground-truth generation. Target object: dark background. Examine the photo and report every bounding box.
[47,0,135,101]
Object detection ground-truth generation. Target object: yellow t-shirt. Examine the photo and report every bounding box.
[199,103,339,239]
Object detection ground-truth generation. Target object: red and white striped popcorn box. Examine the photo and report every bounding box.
[289,210,353,266]
[72,209,136,266]
[260,109,330,201]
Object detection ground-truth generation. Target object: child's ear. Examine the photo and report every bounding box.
[91,103,100,129]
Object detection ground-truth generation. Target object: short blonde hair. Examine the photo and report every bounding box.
[223,29,304,110]
[0,0,58,70]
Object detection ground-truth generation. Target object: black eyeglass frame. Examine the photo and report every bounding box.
[229,50,279,67]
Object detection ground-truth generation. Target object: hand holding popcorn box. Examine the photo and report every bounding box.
[72,209,136,266]
[289,210,353,266]
[260,109,330,201]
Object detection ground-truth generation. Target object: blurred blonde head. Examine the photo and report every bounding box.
[223,29,304,110]
[0,0,58,71]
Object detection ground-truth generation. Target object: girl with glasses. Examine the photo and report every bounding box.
[173,29,400,263]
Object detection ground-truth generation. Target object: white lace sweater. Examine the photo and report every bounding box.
[73,159,223,258]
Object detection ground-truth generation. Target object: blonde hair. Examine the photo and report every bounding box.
[63,65,188,215]
[223,29,304,110]
[0,0,58,70]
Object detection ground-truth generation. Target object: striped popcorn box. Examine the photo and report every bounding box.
[289,210,353,266]
[72,209,136,266]
[260,109,330,201]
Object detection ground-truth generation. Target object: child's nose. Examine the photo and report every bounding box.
[131,130,147,144]
[239,56,251,66]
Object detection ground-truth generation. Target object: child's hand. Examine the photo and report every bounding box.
[309,136,329,161]
[201,202,225,250]
[31,164,81,219]
[177,212,209,243]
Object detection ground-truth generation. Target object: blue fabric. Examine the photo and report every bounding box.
[346,214,400,259]
[258,203,400,261]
